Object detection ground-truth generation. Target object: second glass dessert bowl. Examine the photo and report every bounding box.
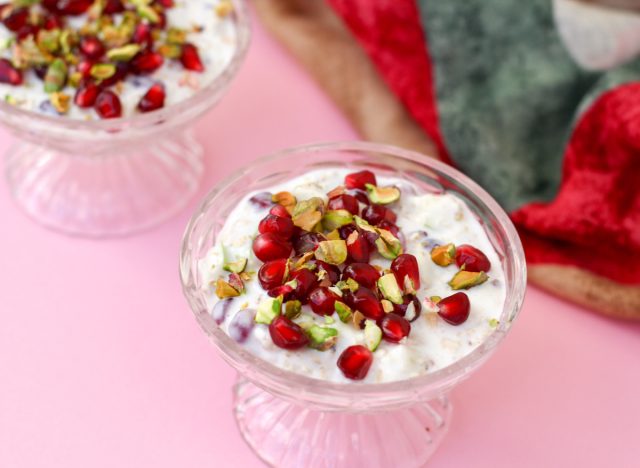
[180,141,526,467]
[0,0,250,237]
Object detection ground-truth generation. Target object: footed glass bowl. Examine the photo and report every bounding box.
[180,142,527,467]
[0,0,249,237]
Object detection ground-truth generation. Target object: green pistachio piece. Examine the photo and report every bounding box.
[44,58,67,93]
[14,36,49,68]
[12,0,39,7]
[49,92,70,114]
[375,229,403,260]
[59,29,78,55]
[107,43,141,61]
[352,310,366,329]
[489,318,500,328]
[314,240,347,265]
[334,301,353,323]
[305,325,338,351]
[37,29,60,54]
[430,296,442,304]
[255,296,282,325]
[335,278,359,293]
[223,258,248,274]
[353,215,378,234]
[365,183,401,205]
[158,43,181,59]
[381,299,394,313]
[322,209,353,231]
[431,243,456,267]
[448,270,488,290]
[90,63,116,81]
[215,279,240,299]
[292,197,324,232]
[284,300,302,320]
[132,0,160,23]
[228,273,244,294]
[272,191,296,213]
[166,27,187,45]
[364,320,382,351]
[377,273,403,304]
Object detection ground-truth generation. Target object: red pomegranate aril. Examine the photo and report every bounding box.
[56,0,93,15]
[100,62,128,86]
[344,170,376,190]
[313,260,340,284]
[252,233,292,262]
[391,254,420,292]
[155,10,167,29]
[437,292,471,325]
[337,345,373,380]
[381,314,411,343]
[342,263,380,289]
[0,58,22,85]
[327,194,359,215]
[258,214,294,240]
[349,287,384,321]
[77,59,94,78]
[455,244,491,272]
[348,188,370,205]
[346,231,370,263]
[378,220,399,237]
[79,36,104,59]
[269,316,309,350]
[33,65,48,80]
[44,14,63,30]
[94,90,122,119]
[289,268,318,303]
[74,81,99,108]
[2,7,28,32]
[16,24,38,40]
[308,287,340,316]
[362,204,396,226]
[137,83,165,113]
[180,43,204,72]
[294,232,323,255]
[268,284,295,300]
[103,0,124,14]
[133,23,152,45]
[338,223,357,240]
[258,259,288,290]
[132,50,164,74]
[269,204,291,218]
[392,296,422,322]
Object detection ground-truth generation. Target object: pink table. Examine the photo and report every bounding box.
[1,12,639,468]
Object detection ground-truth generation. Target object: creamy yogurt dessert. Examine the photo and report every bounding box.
[0,0,237,119]
[200,169,506,383]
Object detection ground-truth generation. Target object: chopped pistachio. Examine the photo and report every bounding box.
[292,197,324,231]
[87,0,105,19]
[44,58,67,93]
[228,273,244,293]
[429,296,442,304]
[322,209,353,231]
[107,43,141,61]
[49,92,70,114]
[448,270,488,290]
[90,63,116,81]
[325,229,341,241]
[271,191,296,213]
[334,301,353,323]
[255,296,282,324]
[365,183,401,205]
[431,243,456,267]
[377,273,403,304]
[352,310,366,329]
[353,215,378,234]
[335,278,359,293]
[306,325,338,351]
[292,251,315,270]
[158,43,181,59]
[284,300,302,319]
[68,71,82,88]
[326,186,345,198]
[489,318,500,328]
[364,320,382,351]
[314,240,347,265]
[223,258,247,274]
[324,315,335,325]
[13,0,40,6]
[215,279,240,299]
[381,299,394,313]
[14,36,49,68]
[375,228,403,260]
[166,27,187,45]
[37,29,61,54]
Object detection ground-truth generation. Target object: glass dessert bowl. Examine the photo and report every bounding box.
[0,0,250,237]
[180,141,526,467]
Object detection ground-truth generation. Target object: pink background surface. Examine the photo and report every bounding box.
[1,12,640,468]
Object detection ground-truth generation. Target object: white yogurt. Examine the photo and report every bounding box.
[0,0,237,119]
[200,169,507,384]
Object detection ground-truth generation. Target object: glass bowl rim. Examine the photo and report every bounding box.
[0,0,251,131]
[180,141,527,400]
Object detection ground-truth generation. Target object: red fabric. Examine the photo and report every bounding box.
[512,83,640,284]
[327,0,452,164]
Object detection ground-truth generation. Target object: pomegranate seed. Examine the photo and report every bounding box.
[252,233,292,262]
[137,82,165,113]
[338,223,357,240]
[2,7,28,32]
[342,263,380,289]
[346,231,370,263]
[76,59,94,78]
[228,308,255,343]
[100,62,128,86]
[74,81,100,108]
[337,345,373,380]
[455,244,491,272]
[313,260,340,284]
[391,254,420,292]
[392,296,422,322]
[79,36,105,59]
[132,50,164,74]
[33,65,47,80]
[327,194,359,215]
[269,204,291,218]
[289,268,318,303]
[103,0,124,14]
[0,58,22,85]
[156,0,173,7]
[293,232,323,255]
[348,287,384,321]
[44,15,63,30]
[381,314,411,343]
[378,220,399,237]
[437,292,471,325]
[56,0,93,15]
[344,170,376,190]
[259,214,294,240]
[16,24,38,40]
[212,298,233,325]
[258,259,288,290]
[308,287,340,316]
[348,189,370,205]
[94,90,122,119]
[133,23,152,45]
[362,204,396,226]
[269,316,309,350]
[155,10,166,29]
[180,43,204,71]
[268,283,295,300]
